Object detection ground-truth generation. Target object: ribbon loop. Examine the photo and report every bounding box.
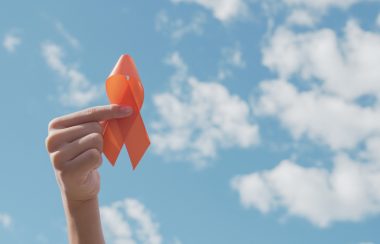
[103,55,150,169]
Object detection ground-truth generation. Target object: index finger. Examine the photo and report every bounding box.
[49,105,133,129]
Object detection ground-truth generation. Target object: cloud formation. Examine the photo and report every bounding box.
[222,43,246,69]
[155,11,206,41]
[0,213,12,230]
[263,20,380,100]
[232,18,380,227]
[232,152,380,228]
[55,22,80,49]
[41,41,101,107]
[255,79,380,150]
[285,9,318,27]
[171,0,249,22]
[257,20,380,150]
[151,52,259,167]
[217,43,246,80]
[3,33,21,52]
[281,0,361,11]
[100,198,162,244]
[262,0,375,27]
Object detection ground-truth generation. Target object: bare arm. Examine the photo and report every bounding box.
[45,105,133,244]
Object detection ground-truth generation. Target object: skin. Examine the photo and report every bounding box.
[45,104,133,244]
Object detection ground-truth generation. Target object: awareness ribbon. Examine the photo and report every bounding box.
[103,54,150,169]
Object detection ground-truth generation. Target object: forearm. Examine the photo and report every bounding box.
[62,195,105,244]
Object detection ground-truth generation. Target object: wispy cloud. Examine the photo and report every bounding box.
[100,198,162,244]
[222,43,246,69]
[0,213,12,230]
[156,11,206,41]
[217,43,246,80]
[41,41,101,107]
[261,0,371,27]
[165,52,189,85]
[281,0,362,11]
[3,32,21,53]
[171,0,249,22]
[151,52,259,168]
[55,22,80,49]
[285,9,318,27]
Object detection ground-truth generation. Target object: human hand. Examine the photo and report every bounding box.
[45,105,133,203]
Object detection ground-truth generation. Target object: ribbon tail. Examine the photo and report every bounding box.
[103,120,124,166]
[124,112,150,170]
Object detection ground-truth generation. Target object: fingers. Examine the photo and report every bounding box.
[46,122,103,153]
[46,105,133,179]
[50,133,103,168]
[49,104,133,129]
[56,149,103,183]
[67,149,103,176]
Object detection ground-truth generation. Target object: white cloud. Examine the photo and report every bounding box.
[256,21,380,150]
[152,52,259,168]
[261,0,375,28]
[152,77,259,167]
[156,11,206,41]
[282,0,361,12]
[234,15,380,228]
[283,0,366,11]
[286,9,318,27]
[100,198,162,244]
[254,79,380,150]
[217,43,246,80]
[55,22,80,49]
[222,44,246,69]
[124,199,162,244]
[3,33,21,52]
[0,213,12,230]
[165,52,189,85]
[263,20,380,101]
[362,137,380,163]
[231,153,380,228]
[101,205,135,244]
[41,41,101,107]
[171,0,249,22]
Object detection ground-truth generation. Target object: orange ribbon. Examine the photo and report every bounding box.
[103,54,150,169]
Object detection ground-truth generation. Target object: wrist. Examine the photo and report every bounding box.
[62,194,99,213]
[61,195,105,244]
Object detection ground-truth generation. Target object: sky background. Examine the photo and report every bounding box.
[1,0,380,243]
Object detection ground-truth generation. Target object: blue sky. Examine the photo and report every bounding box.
[1,0,380,243]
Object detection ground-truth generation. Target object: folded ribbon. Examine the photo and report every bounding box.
[103,54,150,169]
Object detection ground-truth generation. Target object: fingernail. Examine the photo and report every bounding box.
[120,106,133,114]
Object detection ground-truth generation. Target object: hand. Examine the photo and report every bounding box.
[45,105,133,202]
[46,105,132,244]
